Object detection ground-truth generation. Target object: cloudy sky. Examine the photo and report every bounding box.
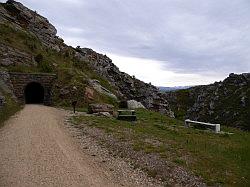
[5,0,250,86]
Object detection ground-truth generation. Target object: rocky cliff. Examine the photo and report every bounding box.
[0,0,173,116]
[165,73,250,130]
[75,47,174,116]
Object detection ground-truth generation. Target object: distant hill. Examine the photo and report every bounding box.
[158,86,192,92]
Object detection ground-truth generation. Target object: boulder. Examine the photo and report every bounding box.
[88,103,114,115]
[88,79,117,99]
[84,87,95,102]
[94,112,113,118]
[127,100,145,109]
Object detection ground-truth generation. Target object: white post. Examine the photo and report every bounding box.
[215,124,220,133]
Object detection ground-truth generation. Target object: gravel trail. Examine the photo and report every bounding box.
[0,105,151,187]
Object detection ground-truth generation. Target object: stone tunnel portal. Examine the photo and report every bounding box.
[8,72,57,106]
[25,82,44,104]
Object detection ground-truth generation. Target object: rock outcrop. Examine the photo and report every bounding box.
[0,43,35,66]
[165,73,250,130]
[0,0,63,51]
[88,103,114,115]
[75,48,173,115]
[88,79,117,100]
[127,100,145,109]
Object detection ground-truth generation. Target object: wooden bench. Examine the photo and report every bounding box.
[185,119,220,133]
[117,110,137,121]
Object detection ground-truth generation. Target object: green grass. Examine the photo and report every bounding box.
[0,94,22,127]
[73,109,250,186]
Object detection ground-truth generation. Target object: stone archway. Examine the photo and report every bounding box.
[25,82,44,104]
[8,72,56,105]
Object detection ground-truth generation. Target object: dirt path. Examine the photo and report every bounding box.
[0,105,156,187]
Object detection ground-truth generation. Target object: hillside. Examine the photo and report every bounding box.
[0,0,249,129]
[165,73,250,130]
[0,1,250,186]
[0,0,173,116]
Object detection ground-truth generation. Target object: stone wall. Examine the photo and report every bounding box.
[9,72,56,105]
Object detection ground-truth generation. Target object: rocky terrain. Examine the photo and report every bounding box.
[0,0,173,116]
[0,0,248,130]
[0,1,249,186]
[165,73,250,130]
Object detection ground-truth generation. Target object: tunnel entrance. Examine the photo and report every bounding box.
[25,82,44,104]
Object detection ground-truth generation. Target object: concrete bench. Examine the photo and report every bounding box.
[185,119,220,133]
[117,110,137,121]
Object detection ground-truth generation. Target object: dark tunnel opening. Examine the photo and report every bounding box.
[25,82,44,104]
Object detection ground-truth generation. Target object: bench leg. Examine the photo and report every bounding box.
[185,121,189,128]
[215,124,220,133]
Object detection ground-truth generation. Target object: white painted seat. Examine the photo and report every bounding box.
[185,119,220,133]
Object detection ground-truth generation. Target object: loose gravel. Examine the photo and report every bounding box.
[0,105,161,187]
[66,111,206,187]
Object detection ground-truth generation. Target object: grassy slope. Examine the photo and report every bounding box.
[0,23,118,108]
[0,90,22,127]
[73,109,250,186]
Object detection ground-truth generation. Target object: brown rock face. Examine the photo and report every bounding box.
[84,87,95,102]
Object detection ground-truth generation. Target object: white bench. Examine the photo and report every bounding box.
[185,119,220,133]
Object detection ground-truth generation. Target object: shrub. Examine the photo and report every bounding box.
[38,60,53,73]
[35,53,43,63]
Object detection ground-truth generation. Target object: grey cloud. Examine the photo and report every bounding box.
[4,0,250,75]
